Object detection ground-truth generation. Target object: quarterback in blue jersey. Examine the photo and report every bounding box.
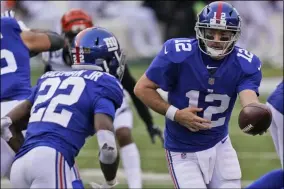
[1,27,125,188]
[135,1,267,188]
[0,14,64,178]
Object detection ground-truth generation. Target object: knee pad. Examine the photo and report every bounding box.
[97,130,118,164]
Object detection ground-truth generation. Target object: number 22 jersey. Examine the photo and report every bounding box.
[146,38,262,152]
[15,70,123,167]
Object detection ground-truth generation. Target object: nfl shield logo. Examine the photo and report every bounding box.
[208,78,215,85]
[181,153,187,159]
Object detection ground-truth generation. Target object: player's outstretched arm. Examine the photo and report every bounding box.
[20,29,64,55]
[239,90,260,107]
[134,74,211,132]
[94,113,119,187]
[1,100,32,152]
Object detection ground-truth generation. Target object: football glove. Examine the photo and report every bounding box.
[1,10,15,18]
[147,125,164,145]
[1,10,30,31]
[1,116,13,142]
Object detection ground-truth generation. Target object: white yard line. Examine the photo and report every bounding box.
[1,168,254,188]
[78,150,278,160]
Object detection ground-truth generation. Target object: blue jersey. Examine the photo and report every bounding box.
[267,81,283,115]
[15,70,123,167]
[1,17,31,101]
[146,38,262,152]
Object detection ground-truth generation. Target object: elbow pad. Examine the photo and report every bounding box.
[97,130,118,164]
[46,31,65,51]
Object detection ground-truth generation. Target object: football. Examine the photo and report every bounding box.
[238,103,272,135]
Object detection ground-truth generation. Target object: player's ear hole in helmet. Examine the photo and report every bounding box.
[195,1,242,59]
[70,27,126,81]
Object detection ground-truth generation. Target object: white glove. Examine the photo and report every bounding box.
[89,179,118,189]
[1,116,13,142]
[1,10,15,18]
[1,10,30,31]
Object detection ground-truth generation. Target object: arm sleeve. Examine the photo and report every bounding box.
[2,17,22,33]
[93,97,116,120]
[27,85,38,104]
[237,70,262,96]
[237,55,262,96]
[145,41,179,91]
[122,65,153,127]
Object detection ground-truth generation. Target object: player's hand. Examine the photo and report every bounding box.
[1,117,13,142]
[147,125,164,145]
[1,10,30,31]
[1,10,15,18]
[175,107,211,132]
[89,180,118,189]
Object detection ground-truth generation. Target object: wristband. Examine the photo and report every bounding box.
[166,105,179,121]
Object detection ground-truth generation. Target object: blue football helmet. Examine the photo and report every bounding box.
[70,27,126,80]
[195,1,241,58]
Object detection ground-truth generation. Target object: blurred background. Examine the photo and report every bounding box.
[1,1,283,188]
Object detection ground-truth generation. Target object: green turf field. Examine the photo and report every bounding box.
[30,60,282,188]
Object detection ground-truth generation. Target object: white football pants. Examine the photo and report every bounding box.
[10,146,73,188]
[113,95,133,131]
[267,102,283,168]
[165,136,241,188]
[1,100,81,187]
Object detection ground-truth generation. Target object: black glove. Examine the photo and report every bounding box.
[147,125,164,145]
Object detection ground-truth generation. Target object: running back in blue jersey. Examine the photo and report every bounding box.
[267,81,283,115]
[146,38,262,152]
[1,17,31,100]
[15,70,123,167]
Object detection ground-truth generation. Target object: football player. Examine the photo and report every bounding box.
[245,81,284,189]
[1,27,125,188]
[134,1,268,188]
[267,81,283,168]
[42,8,163,188]
[0,14,64,178]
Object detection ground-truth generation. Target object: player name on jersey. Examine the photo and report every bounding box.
[41,70,107,82]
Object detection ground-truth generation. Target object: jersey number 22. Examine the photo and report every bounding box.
[29,77,86,127]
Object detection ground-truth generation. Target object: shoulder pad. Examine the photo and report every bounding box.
[163,38,197,63]
[234,47,262,75]
[1,17,21,32]
[98,73,124,109]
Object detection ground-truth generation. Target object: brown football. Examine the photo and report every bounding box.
[238,103,272,135]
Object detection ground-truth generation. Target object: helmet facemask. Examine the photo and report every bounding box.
[195,10,242,59]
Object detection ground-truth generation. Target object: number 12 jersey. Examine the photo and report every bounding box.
[146,38,262,152]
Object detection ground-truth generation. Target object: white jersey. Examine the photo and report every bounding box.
[42,49,72,71]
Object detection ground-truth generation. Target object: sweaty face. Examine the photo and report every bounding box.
[203,29,234,50]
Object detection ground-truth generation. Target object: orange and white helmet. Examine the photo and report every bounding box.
[61,8,93,43]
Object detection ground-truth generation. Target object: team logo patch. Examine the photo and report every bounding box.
[208,77,215,85]
[181,153,187,159]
